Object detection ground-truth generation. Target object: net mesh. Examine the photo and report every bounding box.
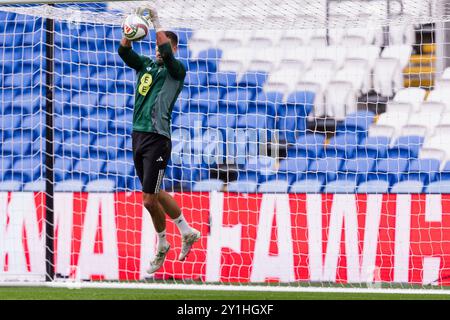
[0,0,450,289]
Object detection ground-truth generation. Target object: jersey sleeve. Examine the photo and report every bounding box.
[118,45,150,72]
[158,42,186,81]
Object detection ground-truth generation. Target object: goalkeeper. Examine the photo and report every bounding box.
[118,6,200,274]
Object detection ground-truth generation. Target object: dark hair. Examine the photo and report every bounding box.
[165,31,179,47]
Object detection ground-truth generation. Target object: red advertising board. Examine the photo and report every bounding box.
[0,192,449,285]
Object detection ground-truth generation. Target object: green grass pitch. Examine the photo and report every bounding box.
[0,287,449,300]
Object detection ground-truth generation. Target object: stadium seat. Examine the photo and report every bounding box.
[84,179,116,192]
[388,136,424,158]
[356,180,390,193]
[427,88,450,111]
[368,158,409,185]
[219,88,255,114]
[278,157,309,181]
[9,156,43,183]
[306,158,342,182]
[54,157,74,182]
[336,111,376,136]
[23,180,45,192]
[373,57,402,97]
[290,178,324,193]
[258,180,290,193]
[236,113,275,130]
[392,87,426,112]
[390,180,424,193]
[193,179,224,192]
[188,90,220,113]
[355,136,391,158]
[0,180,22,192]
[206,113,238,129]
[325,133,359,158]
[227,180,258,193]
[324,179,357,193]
[195,48,223,73]
[251,91,284,116]
[401,107,443,137]
[287,134,326,158]
[426,180,450,194]
[339,157,376,183]
[72,158,107,182]
[403,158,441,185]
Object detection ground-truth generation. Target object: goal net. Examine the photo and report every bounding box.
[1,0,450,292]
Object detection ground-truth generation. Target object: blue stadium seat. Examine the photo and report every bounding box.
[0,157,13,180]
[238,71,268,94]
[89,135,124,160]
[184,71,208,92]
[336,111,376,136]
[290,178,324,193]
[54,115,80,138]
[84,179,116,192]
[276,114,303,144]
[8,156,43,183]
[339,157,376,183]
[98,94,132,111]
[195,48,223,73]
[251,91,283,116]
[219,88,255,114]
[402,158,440,184]
[54,179,84,192]
[0,180,22,192]
[287,134,326,158]
[227,180,258,193]
[80,116,109,134]
[21,29,42,46]
[8,92,43,114]
[105,155,134,177]
[206,113,238,129]
[72,157,107,183]
[438,162,450,181]
[282,91,315,117]
[172,113,205,132]
[1,137,32,156]
[58,134,93,158]
[325,133,359,158]
[258,180,290,193]
[54,157,73,182]
[306,157,342,182]
[355,136,390,158]
[110,112,133,135]
[208,72,238,96]
[324,179,357,193]
[187,90,220,113]
[23,180,45,192]
[278,157,309,181]
[388,136,424,159]
[245,156,276,183]
[368,158,409,185]
[356,180,390,193]
[391,180,424,193]
[236,112,275,130]
[426,180,450,193]
[193,179,224,192]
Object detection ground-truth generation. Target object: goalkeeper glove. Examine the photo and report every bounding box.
[136,6,164,33]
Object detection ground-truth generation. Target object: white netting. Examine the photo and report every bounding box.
[0,0,450,291]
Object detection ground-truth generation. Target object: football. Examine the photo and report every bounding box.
[121,14,150,41]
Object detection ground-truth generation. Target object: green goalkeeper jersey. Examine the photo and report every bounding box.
[118,42,186,139]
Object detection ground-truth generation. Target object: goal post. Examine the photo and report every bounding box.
[1,0,450,293]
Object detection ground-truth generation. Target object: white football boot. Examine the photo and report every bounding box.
[147,244,171,274]
[178,229,201,261]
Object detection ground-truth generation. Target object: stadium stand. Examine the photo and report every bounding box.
[0,7,446,195]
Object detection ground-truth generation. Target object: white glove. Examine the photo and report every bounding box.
[136,6,164,33]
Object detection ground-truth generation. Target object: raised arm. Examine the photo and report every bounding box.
[147,7,186,80]
[118,37,145,71]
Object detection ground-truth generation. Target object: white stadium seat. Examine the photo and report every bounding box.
[23,180,45,192]
[84,179,116,192]
[324,81,357,120]
[345,45,381,69]
[335,59,371,94]
[427,88,450,111]
[0,180,22,192]
[258,180,290,193]
[392,87,427,112]
[193,179,224,192]
[373,57,402,97]
[313,45,347,69]
[381,45,413,68]
[401,108,444,137]
[54,179,84,192]
[369,110,411,142]
[189,30,224,58]
[391,180,424,194]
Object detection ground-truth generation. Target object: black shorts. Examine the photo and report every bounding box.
[132,131,172,194]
